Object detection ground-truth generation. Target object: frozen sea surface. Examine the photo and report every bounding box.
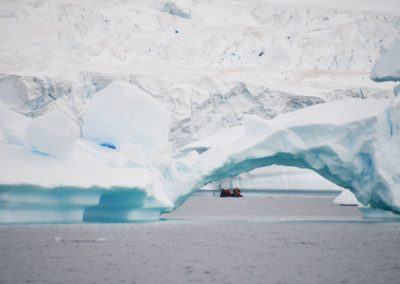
[1,196,400,284]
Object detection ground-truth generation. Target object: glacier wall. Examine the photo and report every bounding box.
[1,0,399,71]
[0,0,399,149]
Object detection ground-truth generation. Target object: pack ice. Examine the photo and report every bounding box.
[1,80,400,223]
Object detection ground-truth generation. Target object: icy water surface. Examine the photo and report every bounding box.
[1,196,400,284]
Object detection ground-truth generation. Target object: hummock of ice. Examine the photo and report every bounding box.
[371,39,400,82]
[25,110,79,159]
[1,80,400,223]
[83,81,171,153]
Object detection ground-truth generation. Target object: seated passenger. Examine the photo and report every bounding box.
[232,187,243,197]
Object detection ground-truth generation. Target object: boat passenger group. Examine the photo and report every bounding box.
[220,187,243,197]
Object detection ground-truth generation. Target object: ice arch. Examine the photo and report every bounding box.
[173,98,400,214]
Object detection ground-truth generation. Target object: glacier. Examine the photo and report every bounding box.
[0,0,399,149]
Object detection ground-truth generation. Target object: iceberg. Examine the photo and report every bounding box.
[179,98,400,214]
[0,82,174,223]
[1,80,400,223]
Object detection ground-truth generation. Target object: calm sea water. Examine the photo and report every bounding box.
[1,196,399,284]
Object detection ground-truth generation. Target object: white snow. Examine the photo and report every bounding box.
[25,110,80,159]
[82,81,171,153]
